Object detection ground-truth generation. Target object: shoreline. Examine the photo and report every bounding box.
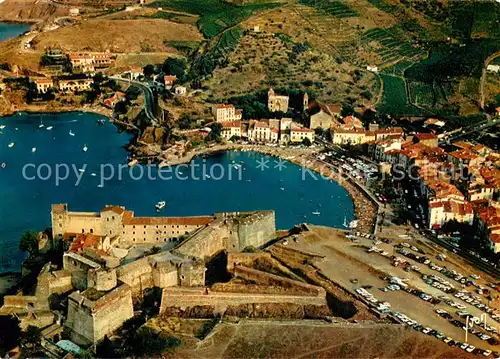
[0,104,113,119]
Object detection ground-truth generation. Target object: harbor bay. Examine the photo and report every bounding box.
[0,112,355,272]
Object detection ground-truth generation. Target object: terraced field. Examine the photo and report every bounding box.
[361,27,422,66]
[298,0,358,18]
[149,0,280,38]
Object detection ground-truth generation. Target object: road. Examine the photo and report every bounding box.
[479,51,500,109]
[110,76,161,125]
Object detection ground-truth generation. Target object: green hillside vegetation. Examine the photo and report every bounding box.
[298,0,358,18]
[149,0,280,38]
[376,74,422,116]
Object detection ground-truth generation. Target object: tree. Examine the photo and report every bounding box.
[205,122,223,142]
[0,316,21,356]
[178,113,194,130]
[19,231,39,258]
[143,64,155,78]
[302,137,312,146]
[20,326,41,351]
[162,58,187,81]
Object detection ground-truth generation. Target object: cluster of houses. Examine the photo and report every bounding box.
[69,52,114,73]
[368,128,500,253]
[211,89,314,144]
[34,77,94,93]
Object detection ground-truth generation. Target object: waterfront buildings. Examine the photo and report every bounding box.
[212,104,243,122]
[34,78,54,93]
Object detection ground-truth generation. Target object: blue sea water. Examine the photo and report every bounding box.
[0,22,30,42]
[0,112,354,272]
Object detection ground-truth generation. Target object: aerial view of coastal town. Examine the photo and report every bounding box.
[0,0,499,357]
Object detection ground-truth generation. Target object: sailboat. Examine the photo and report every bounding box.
[8,142,15,148]
[83,144,88,152]
[312,211,321,215]
[69,130,75,136]
[32,147,37,153]
[39,118,44,128]
[343,216,349,228]
[0,125,5,130]
[155,201,166,210]
[46,126,53,130]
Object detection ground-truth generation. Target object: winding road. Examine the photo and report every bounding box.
[110,76,161,125]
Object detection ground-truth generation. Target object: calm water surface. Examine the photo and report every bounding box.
[0,112,354,272]
[0,22,30,42]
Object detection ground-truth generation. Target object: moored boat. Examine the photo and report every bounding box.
[155,201,166,210]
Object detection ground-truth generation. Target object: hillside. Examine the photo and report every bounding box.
[31,19,203,53]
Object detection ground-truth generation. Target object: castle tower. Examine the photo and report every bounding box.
[303,92,309,112]
[51,204,69,240]
[268,88,275,99]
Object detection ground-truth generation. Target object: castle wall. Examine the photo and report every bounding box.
[175,220,228,259]
[232,265,325,297]
[87,269,117,292]
[160,287,326,314]
[116,258,153,296]
[178,262,206,287]
[65,284,133,345]
[234,211,276,250]
[152,267,178,288]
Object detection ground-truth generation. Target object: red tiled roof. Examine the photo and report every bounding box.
[222,121,241,128]
[122,211,214,226]
[164,75,177,83]
[215,104,235,109]
[415,133,437,140]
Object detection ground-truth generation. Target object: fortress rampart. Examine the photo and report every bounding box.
[65,284,133,345]
[159,287,326,315]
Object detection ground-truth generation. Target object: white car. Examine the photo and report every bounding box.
[422,327,432,334]
[471,274,481,280]
[483,350,492,357]
[466,345,476,353]
[443,337,452,343]
[460,343,469,350]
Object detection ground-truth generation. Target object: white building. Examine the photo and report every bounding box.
[221,121,241,140]
[212,104,242,122]
[290,127,314,143]
[34,78,54,93]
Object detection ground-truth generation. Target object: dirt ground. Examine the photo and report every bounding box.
[284,225,500,351]
[166,319,474,358]
[32,19,203,53]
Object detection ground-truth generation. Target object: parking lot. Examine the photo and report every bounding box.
[286,225,500,355]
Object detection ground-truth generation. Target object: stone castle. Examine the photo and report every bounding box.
[53,204,275,345]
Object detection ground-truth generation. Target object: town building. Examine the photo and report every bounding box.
[69,8,79,16]
[308,101,341,130]
[290,126,314,143]
[414,133,439,147]
[34,78,54,93]
[59,78,94,92]
[212,104,243,122]
[248,120,272,142]
[164,75,177,89]
[174,86,186,96]
[426,181,474,229]
[267,88,289,113]
[69,54,95,73]
[366,65,379,73]
[221,121,241,140]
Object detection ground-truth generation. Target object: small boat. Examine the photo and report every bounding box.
[206,175,211,179]
[233,164,241,169]
[280,187,285,191]
[8,142,14,148]
[15,128,18,131]
[32,147,37,153]
[343,216,348,228]
[39,119,44,128]
[69,130,75,136]
[349,220,359,229]
[97,184,103,188]
[0,125,5,130]
[155,201,166,210]
[83,144,88,152]
[46,126,53,130]
[312,211,321,215]
[78,168,85,173]
[128,159,138,167]
[90,173,96,177]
